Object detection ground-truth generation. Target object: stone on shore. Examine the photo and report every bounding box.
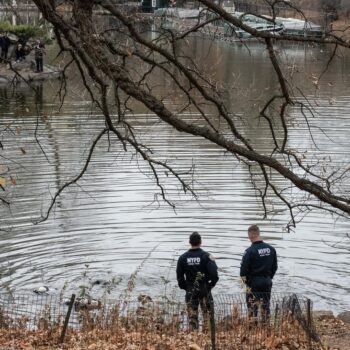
[12,60,33,70]
[313,310,334,320]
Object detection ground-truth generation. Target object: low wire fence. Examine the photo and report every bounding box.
[0,291,321,350]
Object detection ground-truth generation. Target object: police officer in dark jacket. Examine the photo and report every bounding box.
[0,33,11,62]
[177,232,219,330]
[240,224,277,319]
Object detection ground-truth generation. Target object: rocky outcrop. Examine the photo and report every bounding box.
[0,61,62,84]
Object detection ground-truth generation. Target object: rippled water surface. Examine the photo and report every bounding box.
[0,38,349,313]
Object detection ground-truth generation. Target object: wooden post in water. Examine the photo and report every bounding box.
[60,294,76,344]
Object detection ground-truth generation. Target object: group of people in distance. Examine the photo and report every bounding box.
[0,33,45,73]
[15,39,45,72]
[176,225,278,330]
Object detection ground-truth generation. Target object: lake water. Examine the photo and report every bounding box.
[0,36,349,313]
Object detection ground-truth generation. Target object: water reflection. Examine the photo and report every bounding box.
[0,39,349,313]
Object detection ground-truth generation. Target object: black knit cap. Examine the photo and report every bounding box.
[189,231,201,246]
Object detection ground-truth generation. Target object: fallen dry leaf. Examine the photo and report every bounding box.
[0,176,6,187]
[189,344,201,350]
[10,175,17,185]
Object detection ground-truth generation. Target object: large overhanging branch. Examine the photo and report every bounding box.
[27,0,350,223]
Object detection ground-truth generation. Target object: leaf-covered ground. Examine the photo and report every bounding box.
[316,314,350,350]
[0,321,328,350]
[0,303,348,349]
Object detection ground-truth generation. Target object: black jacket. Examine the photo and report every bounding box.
[240,241,277,282]
[1,36,10,50]
[176,248,219,295]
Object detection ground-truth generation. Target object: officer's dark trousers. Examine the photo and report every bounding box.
[246,276,272,320]
[0,48,8,62]
[185,291,214,330]
[36,58,43,72]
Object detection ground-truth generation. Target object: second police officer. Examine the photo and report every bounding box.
[176,232,219,330]
[240,224,278,319]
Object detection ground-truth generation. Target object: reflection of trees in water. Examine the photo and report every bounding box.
[0,84,29,115]
[0,85,30,115]
[31,82,62,204]
[0,82,46,115]
[0,82,61,201]
[34,82,43,110]
[0,87,10,113]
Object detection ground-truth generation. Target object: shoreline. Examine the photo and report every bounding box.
[0,288,348,350]
[0,59,62,84]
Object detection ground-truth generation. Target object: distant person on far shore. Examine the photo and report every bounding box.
[0,33,11,62]
[34,40,45,72]
[177,232,219,330]
[0,34,3,62]
[240,224,278,320]
[15,43,26,62]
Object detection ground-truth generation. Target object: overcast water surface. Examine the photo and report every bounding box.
[0,37,349,313]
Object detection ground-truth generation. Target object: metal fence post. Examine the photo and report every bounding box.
[274,303,279,329]
[60,294,76,344]
[306,298,312,350]
[209,299,216,350]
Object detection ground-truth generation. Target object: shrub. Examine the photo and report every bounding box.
[0,21,46,42]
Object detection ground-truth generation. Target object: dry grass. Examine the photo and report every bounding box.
[0,306,324,350]
[0,290,330,350]
[0,327,321,350]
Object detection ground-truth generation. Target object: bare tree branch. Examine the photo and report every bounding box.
[3,0,344,226]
